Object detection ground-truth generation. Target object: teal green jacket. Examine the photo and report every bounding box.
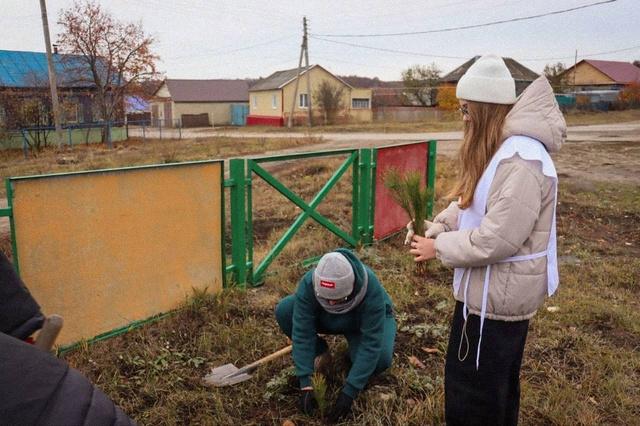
[292,249,393,398]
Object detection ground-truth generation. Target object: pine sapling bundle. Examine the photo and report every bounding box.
[384,168,433,274]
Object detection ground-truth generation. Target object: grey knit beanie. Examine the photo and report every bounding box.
[313,252,355,300]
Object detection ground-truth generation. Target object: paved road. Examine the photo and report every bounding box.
[4,120,639,237]
[128,121,640,157]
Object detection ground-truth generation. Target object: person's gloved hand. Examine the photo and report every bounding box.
[298,389,317,416]
[327,391,354,423]
[404,220,446,245]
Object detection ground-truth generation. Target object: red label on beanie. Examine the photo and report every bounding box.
[320,280,335,289]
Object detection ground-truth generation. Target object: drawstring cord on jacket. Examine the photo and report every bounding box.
[458,251,548,369]
[458,270,472,362]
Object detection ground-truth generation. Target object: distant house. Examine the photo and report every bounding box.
[247,64,372,126]
[441,56,539,96]
[0,49,101,128]
[151,79,249,127]
[560,59,640,91]
[125,80,162,124]
[340,76,407,107]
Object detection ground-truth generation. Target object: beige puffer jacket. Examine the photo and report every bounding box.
[433,76,566,321]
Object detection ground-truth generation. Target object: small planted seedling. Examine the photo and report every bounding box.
[311,372,328,418]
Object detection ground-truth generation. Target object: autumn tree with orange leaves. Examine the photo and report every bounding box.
[57,1,159,136]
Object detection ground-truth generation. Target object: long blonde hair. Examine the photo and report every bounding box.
[450,101,512,209]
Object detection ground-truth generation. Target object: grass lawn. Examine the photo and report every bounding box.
[47,145,638,425]
[0,135,323,199]
[1,127,638,424]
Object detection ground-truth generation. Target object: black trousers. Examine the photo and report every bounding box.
[445,301,529,426]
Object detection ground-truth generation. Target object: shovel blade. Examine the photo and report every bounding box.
[203,363,254,387]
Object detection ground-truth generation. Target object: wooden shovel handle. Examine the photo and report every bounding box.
[34,314,64,352]
[240,345,292,373]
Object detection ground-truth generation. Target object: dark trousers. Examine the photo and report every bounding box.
[445,301,529,426]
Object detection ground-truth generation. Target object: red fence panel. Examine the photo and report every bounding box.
[374,142,429,240]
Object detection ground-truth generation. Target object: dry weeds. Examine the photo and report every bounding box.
[1,133,638,425]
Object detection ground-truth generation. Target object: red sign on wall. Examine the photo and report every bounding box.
[374,142,429,240]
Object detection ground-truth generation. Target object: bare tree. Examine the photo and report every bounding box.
[544,62,568,93]
[313,81,345,125]
[0,73,56,153]
[57,1,159,140]
[401,63,441,106]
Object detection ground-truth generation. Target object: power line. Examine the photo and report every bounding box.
[312,0,617,37]
[520,44,640,61]
[311,35,640,64]
[310,35,469,60]
[166,35,294,61]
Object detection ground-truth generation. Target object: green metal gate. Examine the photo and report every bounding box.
[225,148,376,286]
[224,142,436,287]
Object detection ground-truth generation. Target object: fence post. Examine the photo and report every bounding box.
[107,122,113,149]
[142,122,146,143]
[229,158,248,287]
[178,120,182,139]
[245,163,253,284]
[369,148,377,243]
[67,127,72,147]
[351,150,360,242]
[159,119,162,140]
[426,140,437,218]
[357,148,374,245]
[20,130,28,159]
[125,121,129,139]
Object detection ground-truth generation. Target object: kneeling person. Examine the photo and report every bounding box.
[275,249,396,422]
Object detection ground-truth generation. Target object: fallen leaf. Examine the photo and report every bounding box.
[421,347,441,355]
[408,355,426,369]
[378,392,394,401]
[547,306,560,313]
[282,420,296,426]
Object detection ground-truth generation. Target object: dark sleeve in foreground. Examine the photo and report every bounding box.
[0,251,44,339]
[0,332,136,426]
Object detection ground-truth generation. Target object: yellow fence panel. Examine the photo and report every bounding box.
[9,161,223,345]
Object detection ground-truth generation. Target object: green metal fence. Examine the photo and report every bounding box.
[225,141,436,287]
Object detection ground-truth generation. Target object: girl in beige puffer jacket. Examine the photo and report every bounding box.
[408,55,566,426]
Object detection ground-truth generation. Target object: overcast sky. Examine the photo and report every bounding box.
[1,0,639,81]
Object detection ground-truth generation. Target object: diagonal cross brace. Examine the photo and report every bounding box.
[250,152,358,281]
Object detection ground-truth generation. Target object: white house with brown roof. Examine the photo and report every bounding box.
[151,79,249,127]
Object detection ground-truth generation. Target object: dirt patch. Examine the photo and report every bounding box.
[557,201,640,256]
[554,140,640,185]
[583,312,640,351]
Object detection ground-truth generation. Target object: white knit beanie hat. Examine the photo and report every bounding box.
[456,54,516,105]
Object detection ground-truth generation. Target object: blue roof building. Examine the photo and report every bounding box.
[0,50,105,127]
[0,49,96,89]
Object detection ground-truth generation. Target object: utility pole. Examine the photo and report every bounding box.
[39,0,64,147]
[303,18,312,127]
[288,17,312,128]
